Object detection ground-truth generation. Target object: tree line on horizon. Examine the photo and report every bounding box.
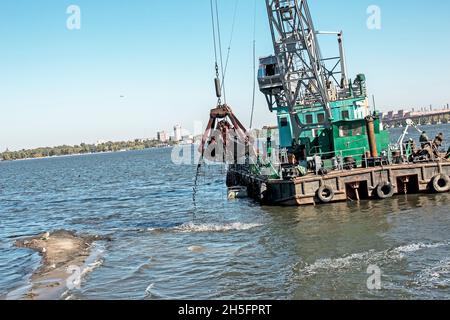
[0,139,175,161]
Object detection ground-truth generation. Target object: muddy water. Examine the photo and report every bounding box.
[0,125,449,299]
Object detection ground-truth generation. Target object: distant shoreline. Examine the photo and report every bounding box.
[1,150,116,162]
[0,145,174,163]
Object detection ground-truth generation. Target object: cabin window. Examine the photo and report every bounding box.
[280,117,288,127]
[339,126,350,137]
[342,110,350,120]
[317,113,325,124]
[265,64,276,76]
[339,123,363,137]
[353,125,363,136]
[305,114,313,124]
[281,8,293,20]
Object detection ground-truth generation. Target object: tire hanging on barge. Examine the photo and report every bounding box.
[430,174,450,193]
[317,186,335,204]
[376,182,395,199]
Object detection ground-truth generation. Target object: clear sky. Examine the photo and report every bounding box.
[1,0,449,151]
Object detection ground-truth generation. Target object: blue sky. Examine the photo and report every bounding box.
[1,0,449,150]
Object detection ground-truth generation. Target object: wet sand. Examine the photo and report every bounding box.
[13,231,106,300]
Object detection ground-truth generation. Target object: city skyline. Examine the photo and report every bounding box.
[1,0,450,151]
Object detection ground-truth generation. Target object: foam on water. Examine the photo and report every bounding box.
[392,242,448,255]
[148,222,263,233]
[61,243,106,300]
[296,241,450,279]
[81,260,104,277]
[414,259,450,289]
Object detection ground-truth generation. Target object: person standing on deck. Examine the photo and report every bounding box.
[420,131,430,148]
[406,138,417,157]
[433,133,444,148]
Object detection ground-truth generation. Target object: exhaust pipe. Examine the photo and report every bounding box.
[366,116,378,158]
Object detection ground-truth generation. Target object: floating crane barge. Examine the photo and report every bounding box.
[201,0,450,206]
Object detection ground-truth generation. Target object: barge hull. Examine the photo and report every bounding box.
[227,162,450,206]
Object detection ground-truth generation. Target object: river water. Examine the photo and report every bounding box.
[0,125,449,300]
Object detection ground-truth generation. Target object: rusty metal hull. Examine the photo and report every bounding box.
[227,161,450,206]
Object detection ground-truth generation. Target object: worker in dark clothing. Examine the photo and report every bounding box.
[433,132,444,148]
[417,131,435,159]
[446,146,450,159]
[424,132,444,159]
[420,131,430,148]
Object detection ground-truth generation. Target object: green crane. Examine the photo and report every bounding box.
[258,0,390,166]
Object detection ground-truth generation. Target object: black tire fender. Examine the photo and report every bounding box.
[431,174,450,193]
[376,182,395,199]
[317,185,334,203]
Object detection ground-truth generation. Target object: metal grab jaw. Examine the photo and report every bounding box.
[199,104,250,163]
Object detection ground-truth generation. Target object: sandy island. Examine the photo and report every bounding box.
[12,230,107,300]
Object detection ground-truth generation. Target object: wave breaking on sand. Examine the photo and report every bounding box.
[10,231,108,300]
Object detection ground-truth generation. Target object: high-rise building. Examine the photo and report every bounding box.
[174,125,182,142]
[157,131,168,143]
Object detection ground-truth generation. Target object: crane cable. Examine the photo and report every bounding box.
[214,0,227,105]
[210,0,221,106]
[221,0,240,95]
[250,0,257,129]
[210,0,240,106]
